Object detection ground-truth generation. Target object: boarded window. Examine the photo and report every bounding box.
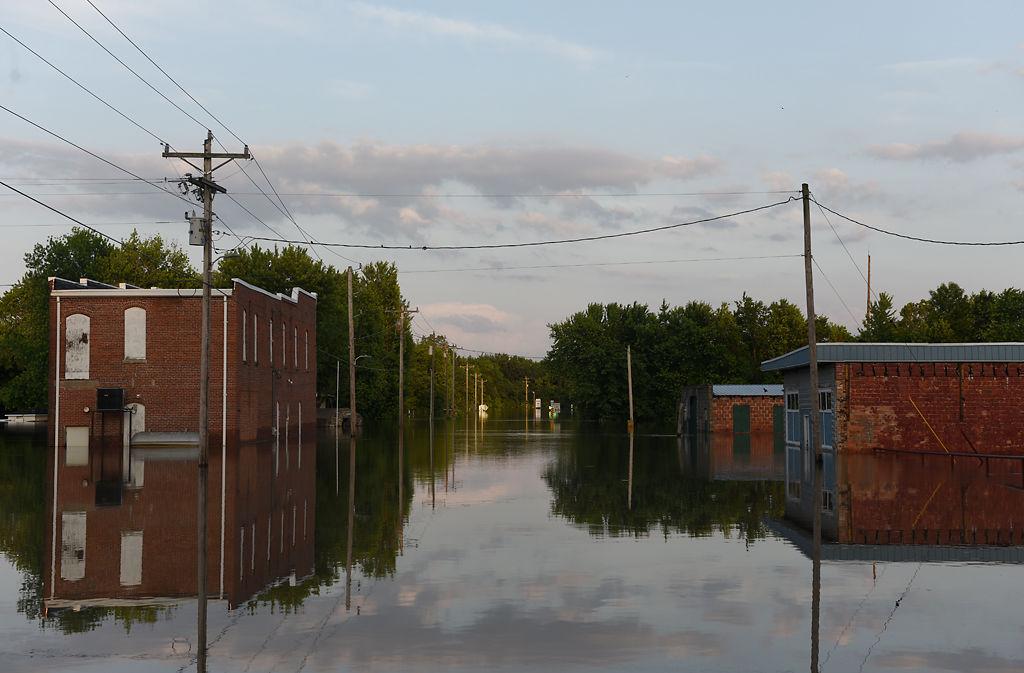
[119,531,143,586]
[65,426,89,466]
[254,313,258,364]
[304,331,308,371]
[240,526,245,578]
[293,327,297,369]
[242,309,247,362]
[124,307,146,360]
[285,404,290,470]
[65,314,90,379]
[60,511,86,580]
[274,402,280,475]
[269,319,274,364]
[282,322,286,366]
[732,404,751,433]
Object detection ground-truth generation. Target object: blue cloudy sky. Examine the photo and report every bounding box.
[3,1,1024,355]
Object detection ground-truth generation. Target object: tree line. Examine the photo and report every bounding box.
[0,228,543,421]
[544,282,1024,424]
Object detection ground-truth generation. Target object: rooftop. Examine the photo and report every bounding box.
[711,384,783,397]
[49,277,317,304]
[761,342,1024,372]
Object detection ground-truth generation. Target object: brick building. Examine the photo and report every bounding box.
[677,384,784,435]
[761,342,1024,540]
[44,276,317,608]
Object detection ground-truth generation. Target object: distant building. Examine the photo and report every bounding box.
[761,342,1024,540]
[677,384,784,436]
[44,276,317,606]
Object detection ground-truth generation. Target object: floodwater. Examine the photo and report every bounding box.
[3,419,1024,672]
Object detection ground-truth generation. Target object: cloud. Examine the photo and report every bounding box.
[882,57,990,72]
[349,2,601,64]
[867,132,1024,162]
[0,136,723,245]
[325,79,372,101]
[420,302,514,335]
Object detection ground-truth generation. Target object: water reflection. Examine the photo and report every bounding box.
[42,432,316,627]
[543,431,784,540]
[2,422,1024,672]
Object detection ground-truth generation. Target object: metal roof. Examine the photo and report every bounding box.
[761,342,1024,372]
[711,384,783,397]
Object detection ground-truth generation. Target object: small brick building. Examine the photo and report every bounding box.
[677,384,784,435]
[761,342,1024,541]
[44,276,317,608]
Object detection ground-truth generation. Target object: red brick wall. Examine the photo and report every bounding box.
[709,395,782,434]
[44,280,317,607]
[838,452,1024,544]
[841,362,1024,456]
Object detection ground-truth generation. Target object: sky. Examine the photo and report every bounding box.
[2,1,1024,357]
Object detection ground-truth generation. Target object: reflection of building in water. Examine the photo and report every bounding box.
[761,343,1024,541]
[682,432,784,482]
[677,384,783,435]
[44,277,317,610]
[776,452,1024,549]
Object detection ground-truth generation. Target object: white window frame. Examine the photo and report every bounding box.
[819,389,834,450]
[304,331,309,371]
[269,318,274,365]
[242,309,247,362]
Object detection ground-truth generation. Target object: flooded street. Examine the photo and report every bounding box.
[3,420,1024,672]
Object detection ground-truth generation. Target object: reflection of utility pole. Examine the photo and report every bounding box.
[345,436,356,611]
[162,132,248,673]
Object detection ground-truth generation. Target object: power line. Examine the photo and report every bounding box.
[0,179,126,246]
[47,0,207,130]
[243,197,798,251]
[398,253,802,274]
[813,199,1024,246]
[0,104,197,209]
[0,24,166,145]
[812,256,862,331]
[225,190,802,199]
[0,220,177,228]
[79,0,352,266]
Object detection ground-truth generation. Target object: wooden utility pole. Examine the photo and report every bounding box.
[524,377,530,413]
[473,371,478,415]
[464,362,469,419]
[162,132,248,673]
[429,344,435,432]
[626,346,635,434]
[396,307,417,434]
[347,267,356,434]
[480,378,485,414]
[802,183,824,673]
[866,254,872,322]
[450,348,456,418]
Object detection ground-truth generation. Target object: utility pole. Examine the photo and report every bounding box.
[396,307,417,434]
[866,254,872,323]
[480,378,485,412]
[802,183,824,671]
[626,346,635,434]
[464,362,469,419]
[450,348,456,418]
[162,132,248,673]
[473,371,478,416]
[429,344,435,433]
[347,267,356,435]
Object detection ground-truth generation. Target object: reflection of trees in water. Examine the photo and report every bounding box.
[256,433,413,612]
[543,434,783,542]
